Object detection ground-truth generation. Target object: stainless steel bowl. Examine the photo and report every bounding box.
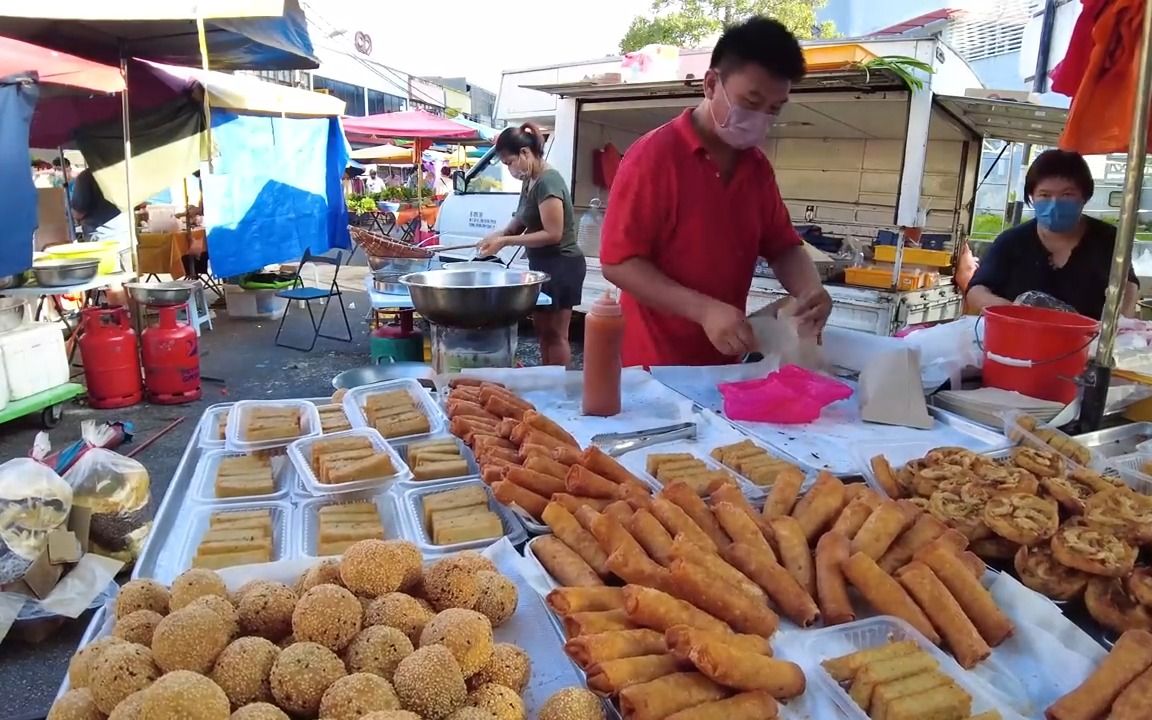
[0,298,25,332]
[0,274,24,291]
[32,259,100,287]
[124,281,194,307]
[372,276,409,296]
[367,255,435,274]
[401,268,549,329]
[332,363,435,390]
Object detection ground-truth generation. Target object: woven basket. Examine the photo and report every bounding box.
[349,226,432,259]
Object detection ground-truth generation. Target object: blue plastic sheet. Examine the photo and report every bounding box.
[203,110,349,278]
[0,76,38,278]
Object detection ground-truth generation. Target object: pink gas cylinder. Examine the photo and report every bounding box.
[78,306,143,409]
[141,305,201,404]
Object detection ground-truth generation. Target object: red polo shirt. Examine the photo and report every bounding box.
[600,109,801,367]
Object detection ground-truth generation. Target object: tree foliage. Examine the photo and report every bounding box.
[619,0,837,53]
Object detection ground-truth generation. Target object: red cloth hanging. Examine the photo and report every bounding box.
[1050,0,1111,95]
[1059,0,1149,154]
[591,143,623,190]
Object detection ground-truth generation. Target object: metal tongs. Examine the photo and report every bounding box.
[591,422,697,457]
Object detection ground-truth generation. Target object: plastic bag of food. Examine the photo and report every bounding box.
[1014,291,1078,314]
[719,364,853,424]
[0,458,73,584]
[62,449,152,564]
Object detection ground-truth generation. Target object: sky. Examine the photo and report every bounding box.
[307,0,652,91]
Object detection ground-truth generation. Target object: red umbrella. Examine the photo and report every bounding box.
[341,109,480,144]
[0,34,124,93]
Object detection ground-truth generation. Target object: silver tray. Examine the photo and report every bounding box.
[1073,422,1152,458]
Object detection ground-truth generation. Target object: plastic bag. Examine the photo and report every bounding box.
[718,364,852,424]
[0,458,72,584]
[1014,291,1078,314]
[63,449,152,564]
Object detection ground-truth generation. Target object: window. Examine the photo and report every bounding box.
[312,76,366,116]
[465,152,519,194]
[943,0,1036,62]
[367,90,406,115]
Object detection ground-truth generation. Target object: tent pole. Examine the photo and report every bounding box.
[1079,0,1152,431]
[119,55,138,275]
[196,17,214,174]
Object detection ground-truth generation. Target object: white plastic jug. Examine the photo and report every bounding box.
[577,198,605,258]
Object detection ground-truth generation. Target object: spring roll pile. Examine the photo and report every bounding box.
[871,443,1152,638]
[1046,629,1152,720]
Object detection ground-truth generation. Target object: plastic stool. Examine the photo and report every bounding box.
[179,281,214,336]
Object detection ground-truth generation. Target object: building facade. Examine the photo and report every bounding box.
[425,77,498,126]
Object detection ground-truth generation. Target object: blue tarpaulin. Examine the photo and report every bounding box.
[0,77,39,278]
[203,110,350,277]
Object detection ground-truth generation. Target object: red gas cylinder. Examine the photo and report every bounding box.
[141,305,201,404]
[78,306,143,409]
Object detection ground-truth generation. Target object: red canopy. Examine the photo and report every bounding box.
[341,109,479,143]
[0,35,124,93]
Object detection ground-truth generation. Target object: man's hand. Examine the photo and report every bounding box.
[792,287,832,337]
[700,301,757,358]
[477,234,506,257]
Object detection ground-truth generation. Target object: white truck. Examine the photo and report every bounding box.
[436,38,1069,335]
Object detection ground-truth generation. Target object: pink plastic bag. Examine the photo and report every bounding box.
[718,364,852,424]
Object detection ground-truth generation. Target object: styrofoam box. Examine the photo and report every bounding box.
[223,284,288,320]
[288,427,412,497]
[0,323,67,400]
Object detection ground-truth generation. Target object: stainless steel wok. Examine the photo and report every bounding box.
[401,268,549,329]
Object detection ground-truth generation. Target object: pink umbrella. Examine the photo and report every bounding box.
[0,34,124,93]
[341,109,480,143]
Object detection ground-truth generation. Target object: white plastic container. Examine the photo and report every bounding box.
[395,435,480,488]
[298,489,406,557]
[397,478,527,555]
[153,501,292,585]
[0,323,68,400]
[191,449,291,504]
[225,399,321,453]
[0,351,9,412]
[224,285,288,320]
[342,378,447,442]
[288,427,411,497]
[198,404,232,449]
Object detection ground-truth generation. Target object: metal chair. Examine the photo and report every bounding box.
[274,249,353,352]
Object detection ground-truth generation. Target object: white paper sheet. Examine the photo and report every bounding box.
[0,591,25,644]
[38,554,125,618]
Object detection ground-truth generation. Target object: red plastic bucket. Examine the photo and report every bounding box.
[981,305,1099,404]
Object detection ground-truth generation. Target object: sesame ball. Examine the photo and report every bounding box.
[230,580,275,605]
[116,579,170,618]
[229,703,288,720]
[210,636,280,707]
[292,583,362,652]
[468,683,525,720]
[468,643,531,694]
[422,557,481,611]
[151,606,231,674]
[236,582,297,641]
[538,688,605,720]
[392,645,467,720]
[169,568,228,610]
[344,625,413,680]
[185,595,240,639]
[364,592,434,643]
[113,610,164,647]
[67,636,127,689]
[89,643,160,714]
[318,672,400,719]
[47,688,103,720]
[139,670,229,720]
[107,689,149,720]
[447,709,497,720]
[451,552,498,574]
[269,642,346,717]
[419,609,494,678]
[360,712,423,720]
[339,540,408,596]
[296,559,343,594]
[472,572,517,627]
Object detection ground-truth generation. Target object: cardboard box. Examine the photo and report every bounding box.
[68,506,91,554]
[22,553,63,599]
[47,531,82,565]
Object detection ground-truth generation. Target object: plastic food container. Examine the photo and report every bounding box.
[342,378,447,442]
[395,435,480,488]
[225,399,321,452]
[298,489,407,557]
[800,616,1029,720]
[1002,410,1107,470]
[199,403,232,448]
[397,478,527,554]
[703,435,816,499]
[1098,453,1152,495]
[288,427,411,497]
[191,449,291,503]
[618,445,767,499]
[154,501,291,585]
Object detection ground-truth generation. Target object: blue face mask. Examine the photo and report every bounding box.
[1033,198,1084,233]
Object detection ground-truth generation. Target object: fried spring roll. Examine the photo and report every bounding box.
[518,441,556,462]
[562,609,633,637]
[684,635,806,698]
[507,466,567,498]
[547,586,626,614]
[477,455,517,472]
[829,497,877,541]
[450,413,499,431]
[583,445,650,490]
[483,393,527,420]
[479,383,531,410]
[447,376,492,388]
[497,417,518,439]
[768,516,816,597]
[567,464,625,500]
[491,480,548,520]
[554,445,584,466]
[481,466,506,487]
[524,454,569,480]
[665,691,779,720]
[522,409,580,447]
[543,502,610,577]
[446,399,499,421]
[790,471,847,542]
[622,584,731,635]
[959,550,987,581]
[851,500,914,560]
[896,497,925,524]
[589,511,643,556]
[919,528,970,555]
[564,628,669,669]
[669,535,766,604]
[870,454,904,498]
[712,501,776,561]
[604,500,635,525]
[896,561,990,669]
[552,493,612,516]
[664,625,772,659]
[573,506,600,533]
[1108,663,1152,720]
[668,558,778,638]
[878,513,948,573]
[587,654,683,694]
[650,497,718,553]
[916,543,1013,647]
[477,446,520,464]
[473,434,516,452]
[814,531,856,626]
[532,535,603,587]
[662,481,730,549]
[524,428,572,452]
[844,484,882,506]
[628,508,676,565]
[821,640,919,682]
[618,672,731,720]
[722,542,819,628]
[841,552,940,644]
[607,544,673,591]
[709,483,771,536]
[763,468,804,518]
[1046,630,1152,720]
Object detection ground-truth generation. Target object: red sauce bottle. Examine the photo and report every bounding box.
[582,290,624,416]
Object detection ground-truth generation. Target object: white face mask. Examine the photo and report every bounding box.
[709,81,776,150]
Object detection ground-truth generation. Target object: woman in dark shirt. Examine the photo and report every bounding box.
[478,123,587,366]
[967,149,1138,319]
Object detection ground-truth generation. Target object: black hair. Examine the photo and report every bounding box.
[1024,149,1094,203]
[710,17,806,82]
[494,122,545,158]
[52,157,71,168]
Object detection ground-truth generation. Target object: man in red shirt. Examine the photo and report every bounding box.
[600,17,832,367]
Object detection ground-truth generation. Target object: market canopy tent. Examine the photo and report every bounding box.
[341,110,484,145]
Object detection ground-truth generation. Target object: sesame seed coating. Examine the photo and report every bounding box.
[295,559,343,594]
[422,558,481,611]
[537,688,606,720]
[185,595,240,639]
[236,582,297,642]
[446,708,497,720]
[392,644,467,720]
[67,636,127,689]
[318,672,401,719]
[228,703,288,720]
[419,609,494,678]
[359,712,422,720]
[467,644,531,695]
[169,568,228,610]
[139,670,230,720]
[339,540,408,596]
[268,641,346,717]
[291,583,362,652]
[151,606,231,674]
[107,689,149,720]
[364,592,433,643]
[343,625,414,680]
[89,643,160,714]
[113,610,165,647]
[46,688,102,720]
[210,636,280,707]
[467,683,525,720]
[116,580,170,618]
[471,572,518,628]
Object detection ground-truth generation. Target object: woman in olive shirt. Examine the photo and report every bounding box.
[478,122,587,366]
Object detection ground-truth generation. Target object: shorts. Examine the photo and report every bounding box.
[529,252,586,311]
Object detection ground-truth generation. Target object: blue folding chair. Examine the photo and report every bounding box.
[274,249,353,352]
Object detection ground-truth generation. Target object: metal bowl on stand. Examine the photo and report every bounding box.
[401,268,549,330]
[369,256,438,296]
[332,363,436,390]
[124,281,194,307]
[31,259,100,287]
